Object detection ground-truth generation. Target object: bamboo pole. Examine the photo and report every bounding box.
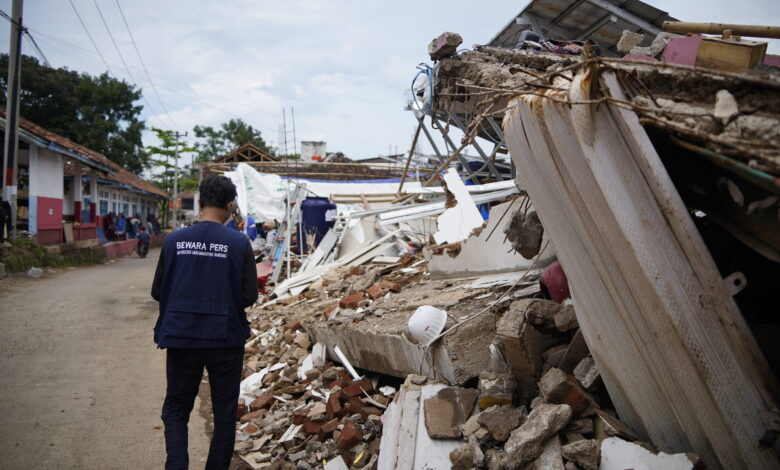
[662,21,780,39]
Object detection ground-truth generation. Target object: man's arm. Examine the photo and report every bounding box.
[243,239,259,307]
[151,246,165,301]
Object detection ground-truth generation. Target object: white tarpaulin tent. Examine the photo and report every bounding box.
[225,163,426,222]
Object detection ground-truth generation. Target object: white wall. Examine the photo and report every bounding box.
[30,148,63,199]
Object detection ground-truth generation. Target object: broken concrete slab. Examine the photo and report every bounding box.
[429,31,463,61]
[428,199,555,279]
[533,434,565,470]
[306,309,496,384]
[561,439,599,470]
[496,299,544,397]
[449,443,477,470]
[600,437,700,470]
[477,405,525,442]
[433,168,485,245]
[504,208,544,259]
[501,404,572,467]
[477,372,517,409]
[424,387,479,439]
[378,383,462,470]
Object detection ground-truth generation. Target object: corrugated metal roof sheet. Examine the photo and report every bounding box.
[489,0,677,56]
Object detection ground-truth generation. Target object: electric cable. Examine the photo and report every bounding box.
[67,0,113,74]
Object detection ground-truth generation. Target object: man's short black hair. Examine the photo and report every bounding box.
[139,225,146,231]
[199,176,237,209]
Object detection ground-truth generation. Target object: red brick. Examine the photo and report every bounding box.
[249,393,274,410]
[244,423,260,434]
[284,320,301,330]
[304,419,322,434]
[318,418,340,440]
[339,292,365,309]
[323,306,337,320]
[341,397,365,418]
[237,399,247,417]
[342,379,374,398]
[380,281,402,293]
[359,406,383,420]
[350,266,363,276]
[292,409,308,425]
[400,253,414,266]
[327,392,343,420]
[366,283,385,300]
[337,421,361,450]
[239,409,266,424]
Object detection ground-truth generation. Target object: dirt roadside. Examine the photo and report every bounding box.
[0,249,214,469]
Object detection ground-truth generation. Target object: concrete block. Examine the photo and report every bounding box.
[561,439,599,470]
[306,310,496,384]
[496,299,544,397]
[502,404,572,467]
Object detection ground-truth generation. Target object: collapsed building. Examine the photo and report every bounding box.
[225,1,780,469]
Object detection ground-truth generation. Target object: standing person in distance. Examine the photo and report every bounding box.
[151,176,258,470]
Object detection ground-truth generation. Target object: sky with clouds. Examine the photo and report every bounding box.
[0,0,778,167]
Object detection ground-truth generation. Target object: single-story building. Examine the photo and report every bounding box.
[1,112,168,244]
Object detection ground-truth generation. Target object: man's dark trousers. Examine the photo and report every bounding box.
[162,347,244,470]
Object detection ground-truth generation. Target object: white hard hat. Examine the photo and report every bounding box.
[408,306,448,346]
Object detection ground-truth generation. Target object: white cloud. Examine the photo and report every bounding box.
[4,0,779,164]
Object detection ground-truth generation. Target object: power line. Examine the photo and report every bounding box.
[114,0,175,125]
[0,8,51,67]
[90,0,178,131]
[25,28,386,154]
[67,0,112,74]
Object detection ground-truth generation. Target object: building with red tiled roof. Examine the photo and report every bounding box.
[1,111,168,244]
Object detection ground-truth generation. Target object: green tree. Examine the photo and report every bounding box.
[0,54,148,173]
[192,118,271,161]
[146,128,195,225]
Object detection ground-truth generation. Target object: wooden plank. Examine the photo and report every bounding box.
[696,37,767,73]
[502,70,779,469]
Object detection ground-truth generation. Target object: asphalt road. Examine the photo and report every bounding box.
[0,249,213,469]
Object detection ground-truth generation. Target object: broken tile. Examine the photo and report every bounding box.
[423,387,479,439]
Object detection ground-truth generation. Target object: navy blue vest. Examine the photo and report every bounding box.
[154,221,251,348]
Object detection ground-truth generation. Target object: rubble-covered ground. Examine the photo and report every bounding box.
[233,253,699,469]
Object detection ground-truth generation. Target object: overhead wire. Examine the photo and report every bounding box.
[26,23,388,154]
[91,0,179,130]
[67,0,113,74]
[0,8,51,67]
[114,0,177,129]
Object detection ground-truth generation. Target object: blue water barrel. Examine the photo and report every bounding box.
[300,197,337,252]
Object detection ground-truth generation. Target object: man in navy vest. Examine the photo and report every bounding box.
[152,176,258,470]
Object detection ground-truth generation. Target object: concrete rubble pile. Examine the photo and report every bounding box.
[234,242,701,469]
[234,302,395,470]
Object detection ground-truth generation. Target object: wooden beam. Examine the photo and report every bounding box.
[663,21,780,39]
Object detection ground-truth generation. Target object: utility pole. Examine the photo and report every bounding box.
[168,131,187,230]
[2,0,23,240]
